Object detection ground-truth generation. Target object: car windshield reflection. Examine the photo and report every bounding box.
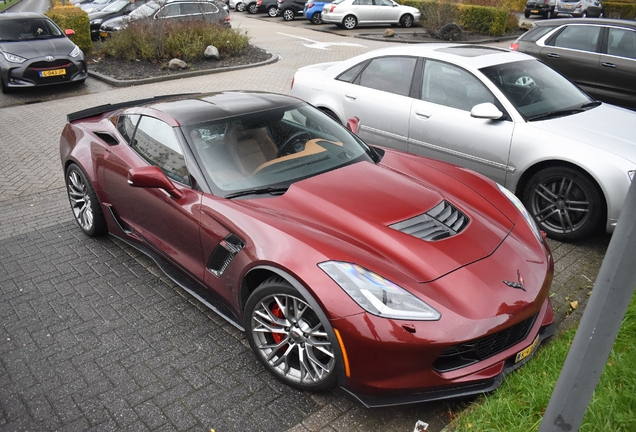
[183,104,377,197]
[480,59,594,120]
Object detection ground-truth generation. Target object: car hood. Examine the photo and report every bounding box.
[0,38,74,58]
[529,104,636,163]
[241,159,514,283]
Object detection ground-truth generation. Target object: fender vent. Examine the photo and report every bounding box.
[94,132,120,146]
[207,234,245,277]
[390,200,469,241]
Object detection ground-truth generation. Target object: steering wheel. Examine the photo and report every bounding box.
[519,85,542,105]
[515,76,536,87]
[278,131,310,157]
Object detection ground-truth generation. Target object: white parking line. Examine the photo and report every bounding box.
[277,32,367,50]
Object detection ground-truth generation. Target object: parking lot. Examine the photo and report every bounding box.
[0,11,612,432]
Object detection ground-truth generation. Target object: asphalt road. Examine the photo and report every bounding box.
[0,11,612,432]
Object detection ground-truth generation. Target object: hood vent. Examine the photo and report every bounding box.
[390,200,469,241]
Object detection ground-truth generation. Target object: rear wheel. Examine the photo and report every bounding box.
[236,2,245,11]
[248,2,257,13]
[342,14,357,29]
[400,14,413,28]
[311,12,323,24]
[65,163,107,237]
[282,8,295,20]
[245,278,338,391]
[268,5,278,16]
[522,166,603,241]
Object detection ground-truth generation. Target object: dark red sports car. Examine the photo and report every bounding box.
[59,92,555,407]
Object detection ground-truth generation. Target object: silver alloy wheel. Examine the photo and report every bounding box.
[248,3,257,13]
[249,291,336,386]
[343,15,356,29]
[67,169,95,232]
[268,6,278,16]
[311,12,322,24]
[236,2,244,11]
[400,14,413,27]
[283,8,294,20]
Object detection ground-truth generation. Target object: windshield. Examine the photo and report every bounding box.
[0,17,64,41]
[129,1,160,18]
[480,59,594,120]
[183,103,377,197]
[102,0,130,12]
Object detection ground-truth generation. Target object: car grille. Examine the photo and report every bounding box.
[24,60,79,84]
[389,200,469,241]
[432,314,537,373]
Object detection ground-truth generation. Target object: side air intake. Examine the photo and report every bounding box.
[389,200,469,241]
[207,234,245,277]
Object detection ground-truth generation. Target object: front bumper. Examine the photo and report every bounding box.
[3,57,87,89]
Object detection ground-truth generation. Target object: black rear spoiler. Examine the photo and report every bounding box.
[66,93,201,122]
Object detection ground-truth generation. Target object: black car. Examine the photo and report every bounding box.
[88,0,148,40]
[277,0,305,20]
[0,12,87,93]
[510,18,636,110]
[245,0,278,15]
[524,0,556,18]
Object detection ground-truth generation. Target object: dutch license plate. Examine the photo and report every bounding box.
[531,9,539,12]
[40,68,66,78]
[100,31,109,38]
[564,4,572,8]
[515,335,539,363]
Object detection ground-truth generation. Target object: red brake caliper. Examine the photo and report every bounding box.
[271,303,284,344]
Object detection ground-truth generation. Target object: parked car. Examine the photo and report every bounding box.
[99,0,230,38]
[277,0,305,20]
[321,0,420,30]
[555,0,603,17]
[0,12,87,93]
[524,0,556,19]
[246,0,278,14]
[60,91,555,407]
[304,0,332,24]
[231,0,245,10]
[290,44,636,241]
[88,0,148,40]
[80,0,119,13]
[510,18,636,110]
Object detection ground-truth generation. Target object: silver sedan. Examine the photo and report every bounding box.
[290,44,636,241]
[321,0,420,30]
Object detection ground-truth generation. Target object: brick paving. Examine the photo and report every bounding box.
[0,13,610,432]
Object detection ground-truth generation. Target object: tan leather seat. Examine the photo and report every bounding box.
[225,123,278,175]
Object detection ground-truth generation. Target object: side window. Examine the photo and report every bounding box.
[607,28,636,60]
[375,0,393,5]
[156,4,181,18]
[132,116,190,185]
[117,114,140,144]
[552,25,601,53]
[182,2,216,14]
[358,56,417,97]
[421,60,495,111]
[337,62,366,83]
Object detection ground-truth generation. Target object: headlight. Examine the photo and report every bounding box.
[2,52,27,64]
[497,183,543,243]
[69,46,82,58]
[318,261,441,321]
[90,18,103,25]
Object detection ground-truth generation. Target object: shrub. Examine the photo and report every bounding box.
[46,5,92,54]
[604,1,636,18]
[102,20,249,62]
[457,4,508,36]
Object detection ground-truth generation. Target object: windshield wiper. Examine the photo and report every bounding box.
[224,186,289,199]
[527,101,602,121]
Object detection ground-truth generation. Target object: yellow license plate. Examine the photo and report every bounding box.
[515,335,539,363]
[531,9,539,12]
[100,31,109,38]
[40,68,66,77]
[564,4,572,7]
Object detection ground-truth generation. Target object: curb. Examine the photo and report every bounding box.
[88,49,281,87]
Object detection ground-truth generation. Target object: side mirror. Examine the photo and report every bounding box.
[470,102,504,120]
[346,116,360,134]
[127,166,184,199]
[64,29,76,36]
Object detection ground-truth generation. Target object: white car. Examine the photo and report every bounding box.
[290,43,636,241]
[321,0,420,29]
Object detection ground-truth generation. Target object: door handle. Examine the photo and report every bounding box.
[415,111,431,119]
[601,62,617,68]
[344,93,358,101]
[546,53,560,59]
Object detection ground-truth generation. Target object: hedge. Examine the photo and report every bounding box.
[45,4,92,55]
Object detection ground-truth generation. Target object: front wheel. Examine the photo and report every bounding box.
[400,14,413,28]
[342,14,357,29]
[247,2,257,13]
[311,12,322,24]
[282,8,295,20]
[245,278,338,391]
[268,5,278,16]
[65,163,107,237]
[236,2,245,11]
[522,166,603,241]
